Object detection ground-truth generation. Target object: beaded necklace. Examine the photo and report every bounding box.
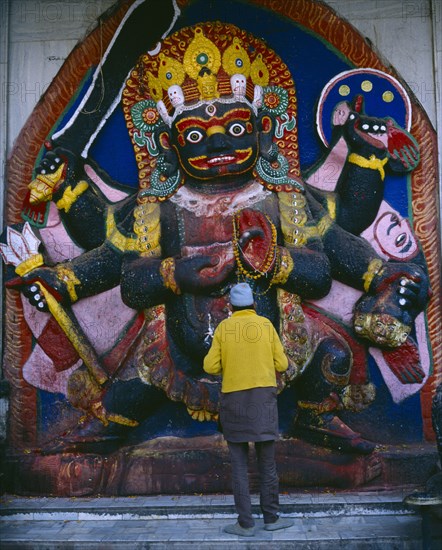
[232,210,281,295]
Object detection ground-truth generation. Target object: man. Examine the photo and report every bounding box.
[204,282,294,536]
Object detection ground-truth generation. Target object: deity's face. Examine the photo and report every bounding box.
[169,101,260,188]
[374,212,418,260]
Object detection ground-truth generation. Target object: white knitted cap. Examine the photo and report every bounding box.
[230,283,254,307]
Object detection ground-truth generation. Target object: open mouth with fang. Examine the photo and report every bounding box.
[189,148,253,170]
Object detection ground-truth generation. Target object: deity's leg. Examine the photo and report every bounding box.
[42,377,166,454]
[292,337,376,454]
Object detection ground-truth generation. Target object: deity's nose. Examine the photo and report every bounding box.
[207,130,229,151]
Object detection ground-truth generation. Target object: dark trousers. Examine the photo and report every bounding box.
[227,440,279,528]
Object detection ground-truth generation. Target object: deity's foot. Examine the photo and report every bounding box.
[41,418,129,455]
[291,410,376,454]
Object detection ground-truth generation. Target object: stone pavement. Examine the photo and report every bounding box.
[1,490,442,548]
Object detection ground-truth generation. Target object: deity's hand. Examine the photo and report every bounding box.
[28,145,84,205]
[381,338,425,384]
[174,255,235,294]
[332,101,352,127]
[369,261,431,317]
[9,265,76,312]
[385,119,420,172]
[354,261,431,348]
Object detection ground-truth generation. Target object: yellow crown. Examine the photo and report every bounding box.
[139,24,271,125]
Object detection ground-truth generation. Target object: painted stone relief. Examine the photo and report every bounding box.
[2,0,440,495]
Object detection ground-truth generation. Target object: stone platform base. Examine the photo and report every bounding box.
[4,435,438,497]
[3,490,442,549]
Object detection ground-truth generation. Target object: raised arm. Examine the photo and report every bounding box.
[25,147,136,250]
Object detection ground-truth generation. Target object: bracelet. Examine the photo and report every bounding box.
[160,257,181,295]
[55,264,81,302]
[15,253,45,277]
[56,181,89,213]
[271,246,294,286]
[362,258,384,293]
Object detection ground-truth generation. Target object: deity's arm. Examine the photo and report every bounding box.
[304,188,430,319]
[17,197,140,310]
[322,224,382,290]
[121,254,172,310]
[304,97,420,236]
[321,212,430,308]
[28,148,137,250]
[53,178,111,249]
[275,190,331,300]
[277,241,331,300]
[58,190,138,251]
[59,241,124,300]
[20,240,124,310]
[121,249,235,310]
[304,187,383,289]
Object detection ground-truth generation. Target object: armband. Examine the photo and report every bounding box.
[56,181,89,213]
[362,258,384,293]
[15,253,45,277]
[106,209,138,252]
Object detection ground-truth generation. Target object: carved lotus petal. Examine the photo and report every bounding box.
[0,223,41,266]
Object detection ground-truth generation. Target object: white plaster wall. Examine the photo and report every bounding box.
[4,0,116,158]
[0,0,440,439]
